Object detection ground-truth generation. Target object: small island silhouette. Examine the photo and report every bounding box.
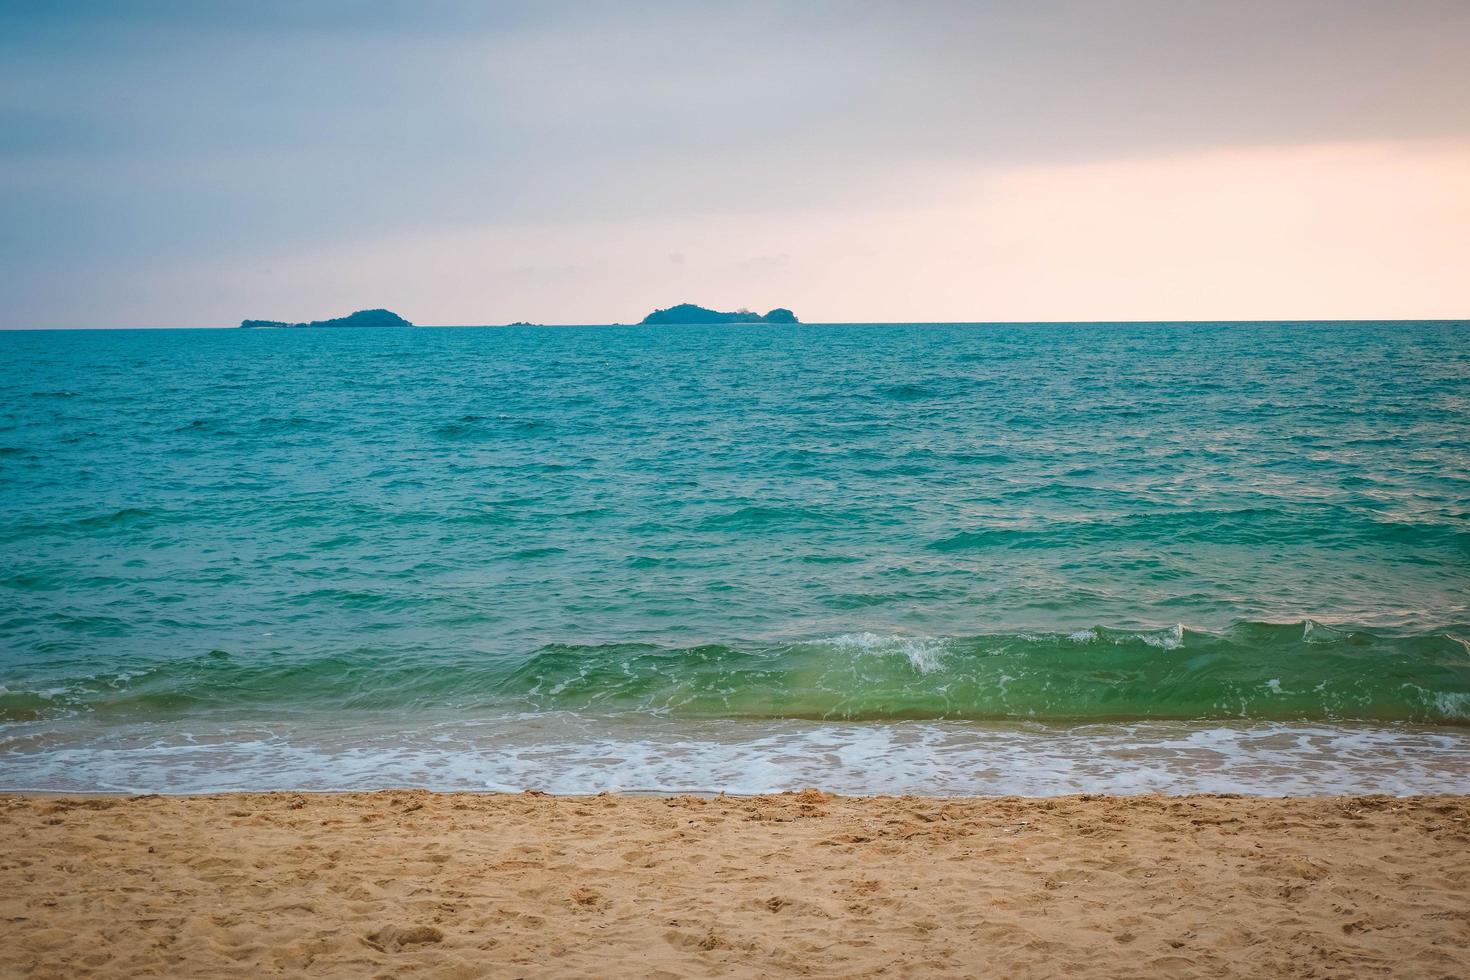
[639,303,797,325]
[239,309,413,329]
[235,306,797,328]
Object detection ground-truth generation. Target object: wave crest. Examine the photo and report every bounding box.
[5,620,1468,727]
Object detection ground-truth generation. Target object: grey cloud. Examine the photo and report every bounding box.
[3,1,1468,325]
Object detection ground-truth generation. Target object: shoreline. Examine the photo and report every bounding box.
[1,787,1465,800]
[5,791,1467,977]
[7,717,1467,799]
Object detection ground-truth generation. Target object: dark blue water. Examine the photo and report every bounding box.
[2,322,1468,794]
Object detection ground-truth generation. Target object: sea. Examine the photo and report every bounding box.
[2,321,1468,796]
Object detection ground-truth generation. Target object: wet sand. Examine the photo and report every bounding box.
[2,791,1467,978]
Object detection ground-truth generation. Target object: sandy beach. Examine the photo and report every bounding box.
[1,791,1466,978]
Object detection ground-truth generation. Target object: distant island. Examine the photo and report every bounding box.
[639,303,798,325]
[239,309,413,329]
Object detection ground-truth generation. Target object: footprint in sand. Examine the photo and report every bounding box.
[363,925,444,952]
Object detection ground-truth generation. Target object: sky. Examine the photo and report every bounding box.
[2,0,1468,327]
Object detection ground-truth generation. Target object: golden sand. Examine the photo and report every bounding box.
[2,791,1467,978]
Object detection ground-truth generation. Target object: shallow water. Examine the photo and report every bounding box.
[2,713,1466,797]
[2,321,1468,793]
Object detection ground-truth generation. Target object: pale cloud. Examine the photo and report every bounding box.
[3,1,1469,326]
[134,140,1470,325]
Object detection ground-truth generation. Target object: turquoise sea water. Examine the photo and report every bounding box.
[2,321,1468,794]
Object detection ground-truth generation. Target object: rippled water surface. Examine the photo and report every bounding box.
[2,321,1468,793]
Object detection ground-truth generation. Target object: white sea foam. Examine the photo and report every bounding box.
[1066,625,1182,649]
[1136,623,1185,649]
[1430,691,1470,717]
[2,714,1467,797]
[824,632,948,673]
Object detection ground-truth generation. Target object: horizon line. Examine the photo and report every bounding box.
[4,316,1469,332]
